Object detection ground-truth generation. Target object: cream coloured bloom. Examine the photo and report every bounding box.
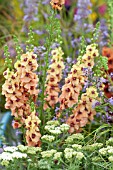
[53,152,62,160]
[41,135,55,142]
[41,150,57,158]
[86,86,98,98]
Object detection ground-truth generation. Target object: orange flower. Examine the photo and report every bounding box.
[12,120,21,129]
[44,47,65,109]
[50,0,65,10]
[102,47,113,98]
[2,52,40,146]
[67,86,98,133]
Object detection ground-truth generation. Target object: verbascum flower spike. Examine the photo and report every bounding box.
[59,44,99,111]
[25,109,41,147]
[59,59,87,111]
[44,47,65,110]
[81,43,99,68]
[67,86,99,133]
[50,0,65,11]
[2,52,41,146]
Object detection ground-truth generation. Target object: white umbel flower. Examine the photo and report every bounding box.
[41,150,57,158]
[60,124,70,132]
[108,156,113,162]
[41,135,55,142]
[0,152,13,161]
[53,152,62,160]
[12,151,27,159]
[4,146,18,152]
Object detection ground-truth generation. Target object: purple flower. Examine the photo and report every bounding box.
[0,148,3,154]
[108,97,113,105]
[67,57,72,63]
[20,0,39,33]
[92,101,100,109]
[55,107,60,112]
[74,0,93,33]
[42,0,49,5]
[99,19,109,47]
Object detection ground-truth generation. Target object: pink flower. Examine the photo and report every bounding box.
[98,4,107,15]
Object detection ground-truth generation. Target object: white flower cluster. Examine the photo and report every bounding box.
[45,124,55,131]
[45,121,69,135]
[17,145,28,152]
[0,151,27,161]
[53,152,62,160]
[65,133,84,143]
[41,135,55,142]
[4,146,18,152]
[41,149,57,158]
[108,156,113,162]
[60,124,70,132]
[72,144,82,150]
[83,143,103,151]
[0,152,13,161]
[11,151,27,159]
[64,148,74,159]
[99,147,108,156]
[0,150,27,167]
[107,146,113,162]
[0,146,26,162]
[46,120,60,126]
[17,145,41,154]
[75,151,84,160]
[99,146,113,156]
[49,127,62,135]
[27,147,42,154]
[64,148,84,161]
[106,138,113,146]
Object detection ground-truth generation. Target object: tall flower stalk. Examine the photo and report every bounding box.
[107,0,113,47]
[2,49,41,146]
[38,10,63,126]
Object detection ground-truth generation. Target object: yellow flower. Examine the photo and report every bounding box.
[86,44,97,54]
[86,87,98,98]
[89,12,98,22]
[71,64,83,76]
[14,60,21,71]
[51,47,64,58]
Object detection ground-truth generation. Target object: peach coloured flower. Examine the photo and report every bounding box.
[59,65,86,110]
[47,95,59,108]
[82,57,95,68]
[61,84,74,98]
[66,115,82,133]
[12,120,21,129]
[50,61,65,72]
[25,112,41,129]
[46,84,60,94]
[25,110,41,146]
[50,0,65,11]
[67,86,98,133]
[71,64,83,77]
[102,47,113,98]
[59,44,100,116]
[2,81,15,94]
[21,52,38,72]
[2,51,40,147]
[26,132,41,147]
[46,75,59,84]
[44,47,65,109]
